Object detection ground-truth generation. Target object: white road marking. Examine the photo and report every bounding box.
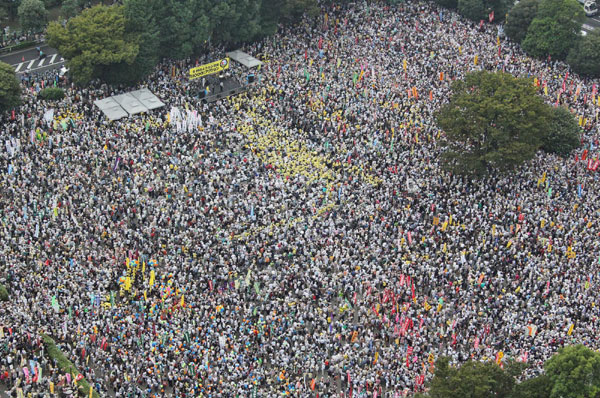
[38,58,45,66]
[14,62,23,72]
[27,60,35,69]
[50,54,56,64]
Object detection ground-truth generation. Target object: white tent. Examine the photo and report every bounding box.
[226,50,263,69]
[130,88,166,110]
[112,93,149,116]
[94,89,165,121]
[94,98,128,121]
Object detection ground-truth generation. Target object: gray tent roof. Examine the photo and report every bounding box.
[94,98,128,121]
[226,50,262,69]
[130,88,166,110]
[112,93,149,115]
[94,89,165,121]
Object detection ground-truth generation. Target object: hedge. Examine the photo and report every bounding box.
[0,41,39,55]
[39,87,65,100]
[0,284,8,301]
[41,334,100,398]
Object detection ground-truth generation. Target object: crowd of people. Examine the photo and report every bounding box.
[1,0,600,397]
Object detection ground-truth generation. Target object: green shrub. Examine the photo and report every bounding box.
[0,284,8,301]
[39,87,65,100]
[41,334,100,398]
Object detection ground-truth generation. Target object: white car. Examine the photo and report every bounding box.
[584,1,598,16]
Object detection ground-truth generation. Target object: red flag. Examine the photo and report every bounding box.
[479,20,484,29]
[489,11,494,22]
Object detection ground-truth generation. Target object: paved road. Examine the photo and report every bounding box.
[0,43,65,75]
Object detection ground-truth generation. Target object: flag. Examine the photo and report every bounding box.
[489,11,494,22]
[567,324,574,336]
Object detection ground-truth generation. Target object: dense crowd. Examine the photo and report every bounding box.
[1,1,600,397]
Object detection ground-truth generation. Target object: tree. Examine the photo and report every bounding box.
[542,106,581,156]
[522,0,584,60]
[544,345,600,398]
[18,0,48,33]
[436,71,554,176]
[106,0,162,85]
[0,61,21,112]
[61,0,80,19]
[259,0,319,37]
[457,0,487,21]
[567,30,600,77]
[512,374,553,398]
[47,5,139,85]
[153,0,211,60]
[458,0,511,22]
[417,357,525,398]
[209,0,262,45]
[505,0,539,43]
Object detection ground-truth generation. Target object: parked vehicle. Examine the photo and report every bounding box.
[585,1,598,16]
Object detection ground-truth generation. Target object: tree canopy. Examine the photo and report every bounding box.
[47,5,140,85]
[18,0,48,33]
[521,0,584,60]
[436,70,579,176]
[567,30,600,78]
[0,61,21,112]
[419,346,600,398]
[420,357,522,398]
[544,345,600,398]
[505,0,539,43]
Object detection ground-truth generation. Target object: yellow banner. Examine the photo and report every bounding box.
[189,58,230,80]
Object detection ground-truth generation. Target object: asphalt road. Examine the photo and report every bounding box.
[0,43,64,75]
[582,13,600,35]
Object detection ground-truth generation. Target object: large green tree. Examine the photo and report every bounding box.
[209,0,262,45]
[47,5,139,85]
[544,345,600,398]
[436,71,570,176]
[0,61,21,112]
[505,0,539,43]
[542,106,581,156]
[18,0,48,33]
[61,0,80,19]
[260,0,319,37]
[152,0,211,60]
[417,357,525,398]
[521,0,584,60]
[458,0,511,22]
[567,30,600,78]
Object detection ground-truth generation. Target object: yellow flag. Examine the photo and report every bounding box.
[544,85,548,95]
[492,224,496,236]
[89,386,93,398]
[50,382,54,394]
[567,324,574,336]
[149,270,155,288]
[180,294,185,307]
[441,221,448,231]
[474,55,478,65]
[373,351,379,364]
[403,59,407,71]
